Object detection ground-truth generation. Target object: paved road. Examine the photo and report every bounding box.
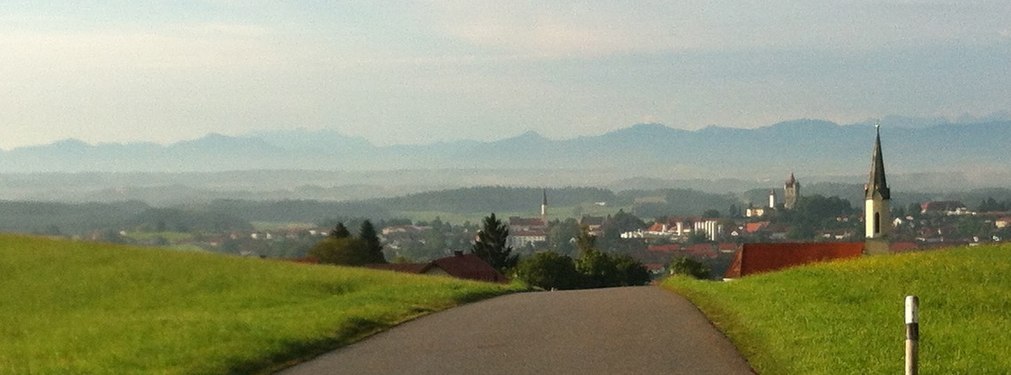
[279,286,753,374]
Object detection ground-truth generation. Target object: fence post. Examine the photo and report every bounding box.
[905,295,919,375]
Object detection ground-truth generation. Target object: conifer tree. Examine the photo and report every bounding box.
[329,223,351,238]
[471,213,517,272]
[358,220,386,264]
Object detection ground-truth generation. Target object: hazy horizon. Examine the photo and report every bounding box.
[4,1,1010,150]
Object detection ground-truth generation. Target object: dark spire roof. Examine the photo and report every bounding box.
[865,124,891,200]
[542,189,547,206]
[786,172,797,187]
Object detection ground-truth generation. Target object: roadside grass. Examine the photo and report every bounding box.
[663,244,1011,374]
[0,234,522,374]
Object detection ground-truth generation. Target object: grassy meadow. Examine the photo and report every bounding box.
[663,244,1011,374]
[0,234,521,374]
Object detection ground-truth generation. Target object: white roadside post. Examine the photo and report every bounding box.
[905,295,919,375]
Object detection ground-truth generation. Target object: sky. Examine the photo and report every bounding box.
[2,1,1010,149]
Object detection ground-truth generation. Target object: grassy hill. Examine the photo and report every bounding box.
[0,234,521,374]
[663,244,1011,374]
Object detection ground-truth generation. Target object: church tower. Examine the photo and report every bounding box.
[865,124,891,240]
[784,172,800,210]
[540,189,548,223]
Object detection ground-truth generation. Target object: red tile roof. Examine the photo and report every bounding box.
[745,222,769,233]
[647,223,666,232]
[430,253,508,283]
[683,243,718,258]
[647,244,681,252]
[724,242,864,278]
[364,254,507,283]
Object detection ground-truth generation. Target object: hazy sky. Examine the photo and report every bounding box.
[3,1,1010,149]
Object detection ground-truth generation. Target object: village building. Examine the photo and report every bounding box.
[920,201,971,216]
[507,189,549,248]
[580,215,605,236]
[784,172,800,210]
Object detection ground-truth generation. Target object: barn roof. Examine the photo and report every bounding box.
[724,242,864,278]
[429,253,508,283]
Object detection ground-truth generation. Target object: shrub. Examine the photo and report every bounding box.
[669,256,711,280]
[515,252,581,290]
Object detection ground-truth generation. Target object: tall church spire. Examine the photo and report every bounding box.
[865,123,890,200]
[865,123,891,241]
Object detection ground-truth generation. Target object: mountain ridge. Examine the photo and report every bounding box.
[2,119,1009,180]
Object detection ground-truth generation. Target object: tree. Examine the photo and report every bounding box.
[601,209,645,240]
[308,237,372,266]
[669,256,711,279]
[786,223,816,240]
[613,254,651,286]
[358,220,386,264]
[576,247,617,288]
[329,223,351,238]
[576,226,597,255]
[515,252,581,290]
[547,218,581,256]
[311,220,388,265]
[573,226,650,288]
[471,213,518,272]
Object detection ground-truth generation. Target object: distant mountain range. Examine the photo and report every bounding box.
[3,119,1011,184]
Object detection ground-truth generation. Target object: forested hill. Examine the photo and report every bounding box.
[5,186,1011,236]
[369,186,618,213]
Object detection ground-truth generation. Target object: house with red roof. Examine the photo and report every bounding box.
[508,217,547,248]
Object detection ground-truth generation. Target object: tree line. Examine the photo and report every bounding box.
[307,212,652,290]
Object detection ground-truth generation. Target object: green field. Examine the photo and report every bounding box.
[0,234,521,374]
[663,244,1011,374]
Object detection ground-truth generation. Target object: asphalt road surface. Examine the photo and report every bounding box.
[279,286,753,374]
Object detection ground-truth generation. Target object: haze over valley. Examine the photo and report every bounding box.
[3,117,1010,206]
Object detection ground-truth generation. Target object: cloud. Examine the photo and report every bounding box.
[430,1,695,58]
[0,22,282,72]
[428,1,1011,58]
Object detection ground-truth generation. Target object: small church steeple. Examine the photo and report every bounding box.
[865,123,891,240]
[540,189,548,220]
